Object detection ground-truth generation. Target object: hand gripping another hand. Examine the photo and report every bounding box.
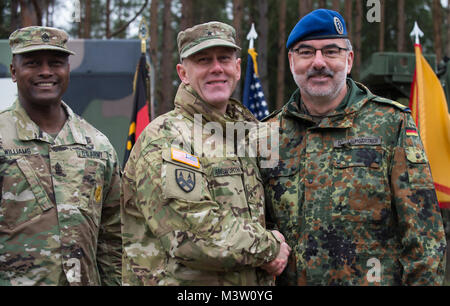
[261,230,291,276]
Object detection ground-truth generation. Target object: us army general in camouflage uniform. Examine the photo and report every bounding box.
[261,9,447,285]
[121,21,290,286]
[0,26,122,285]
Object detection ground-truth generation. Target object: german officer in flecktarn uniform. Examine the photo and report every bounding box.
[121,21,291,286]
[0,26,122,285]
[261,9,447,285]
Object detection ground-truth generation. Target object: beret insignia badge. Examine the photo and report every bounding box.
[334,17,344,35]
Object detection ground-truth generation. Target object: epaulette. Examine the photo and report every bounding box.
[261,108,283,122]
[370,96,411,112]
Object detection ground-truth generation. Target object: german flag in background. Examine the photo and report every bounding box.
[409,43,450,209]
[123,53,150,168]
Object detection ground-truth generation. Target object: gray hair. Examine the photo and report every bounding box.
[345,39,353,52]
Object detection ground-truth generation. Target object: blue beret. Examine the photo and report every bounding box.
[286,9,348,49]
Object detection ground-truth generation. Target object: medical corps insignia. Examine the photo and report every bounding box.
[175,169,196,193]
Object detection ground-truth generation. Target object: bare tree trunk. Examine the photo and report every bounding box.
[397,0,405,52]
[31,0,42,25]
[258,0,270,102]
[447,2,450,57]
[354,0,362,80]
[180,0,194,30]
[432,0,443,62]
[379,0,385,51]
[18,0,40,26]
[232,0,243,47]
[150,0,159,69]
[160,0,174,115]
[299,0,313,18]
[344,0,353,43]
[11,0,20,30]
[318,0,327,9]
[83,0,91,38]
[332,0,340,12]
[232,0,243,100]
[106,0,111,38]
[276,0,286,110]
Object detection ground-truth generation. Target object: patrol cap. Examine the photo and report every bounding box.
[9,26,75,55]
[177,21,241,60]
[286,9,348,49]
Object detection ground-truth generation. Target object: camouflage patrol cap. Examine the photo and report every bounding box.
[177,21,241,60]
[9,26,75,55]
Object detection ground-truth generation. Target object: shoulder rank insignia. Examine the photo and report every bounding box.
[175,169,196,193]
[372,97,411,112]
[171,148,200,168]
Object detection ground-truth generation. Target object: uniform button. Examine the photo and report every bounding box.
[308,178,313,184]
[416,153,421,159]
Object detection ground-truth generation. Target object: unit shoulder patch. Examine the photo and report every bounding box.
[175,168,196,193]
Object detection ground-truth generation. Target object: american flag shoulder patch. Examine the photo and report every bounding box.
[406,128,419,137]
[171,148,200,169]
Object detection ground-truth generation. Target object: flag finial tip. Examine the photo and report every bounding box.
[247,23,258,50]
[410,21,424,45]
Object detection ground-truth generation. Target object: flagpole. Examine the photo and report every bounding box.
[138,17,151,121]
[243,23,269,120]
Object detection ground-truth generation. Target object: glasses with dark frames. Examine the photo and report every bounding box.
[290,45,349,59]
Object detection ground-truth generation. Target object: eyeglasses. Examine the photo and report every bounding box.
[290,45,349,59]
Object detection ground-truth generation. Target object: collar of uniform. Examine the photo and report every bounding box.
[54,101,87,146]
[13,99,87,145]
[174,83,257,129]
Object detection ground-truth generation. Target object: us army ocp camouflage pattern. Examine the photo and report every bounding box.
[261,79,447,285]
[0,39,142,164]
[9,26,74,55]
[0,100,122,285]
[121,83,282,286]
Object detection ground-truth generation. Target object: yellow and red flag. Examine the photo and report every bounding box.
[409,44,450,208]
[123,53,150,168]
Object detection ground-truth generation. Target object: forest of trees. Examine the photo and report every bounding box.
[0,0,449,116]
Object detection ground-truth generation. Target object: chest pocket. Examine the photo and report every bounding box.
[405,147,435,189]
[0,155,53,230]
[331,147,390,223]
[51,149,107,227]
[262,160,301,239]
[205,157,248,216]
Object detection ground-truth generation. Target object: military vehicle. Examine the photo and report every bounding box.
[0,39,142,164]
[361,51,450,107]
